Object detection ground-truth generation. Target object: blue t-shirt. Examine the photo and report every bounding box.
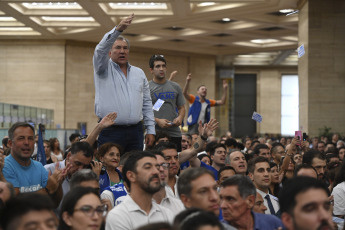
[99,168,123,194]
[200,161,219,180]
[3,154,48,193]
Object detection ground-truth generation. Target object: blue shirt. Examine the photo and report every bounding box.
[252,211,284,230]
[93,27,155,134]
[200,161,218,180]
[3,154,48,193]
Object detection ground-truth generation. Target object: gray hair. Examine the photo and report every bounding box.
[220,175,256,199]
[70,169,99,190]
[116,35,130,49]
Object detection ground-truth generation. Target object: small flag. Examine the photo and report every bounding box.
[252,112,263,123]
[36,124,46,166]
[297,44,305,58]
[153,99,165,111]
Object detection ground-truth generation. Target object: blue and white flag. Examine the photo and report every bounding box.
[298,44,305,58]
[252,112,263,123]
[36,124,46,166]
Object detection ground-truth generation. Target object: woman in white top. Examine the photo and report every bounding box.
[49,137,64,161]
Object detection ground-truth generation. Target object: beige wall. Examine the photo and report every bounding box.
[299,0,345,137]
[0,40,216,134]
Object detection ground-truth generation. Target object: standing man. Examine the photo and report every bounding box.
[183,74,228,135]
[148,55,185,151]
[93,14,155,151]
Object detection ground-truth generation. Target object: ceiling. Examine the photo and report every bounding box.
[0,0,302,66]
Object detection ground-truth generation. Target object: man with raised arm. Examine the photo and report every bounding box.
[183,73,228,135]
[93,14,155,151]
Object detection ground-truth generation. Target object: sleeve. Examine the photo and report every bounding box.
[332,185,345,215]
[93,27,122,74]
[100,190,115,208]
[209,99,217,107]
[2,162,19,187]
[189,94,195,104]
[142,75,156,135]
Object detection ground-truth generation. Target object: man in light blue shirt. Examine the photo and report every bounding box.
[93,14,155,151]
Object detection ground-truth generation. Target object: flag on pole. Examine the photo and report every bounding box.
[36,124,46,166]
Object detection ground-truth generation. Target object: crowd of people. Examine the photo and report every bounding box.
[0,13,344,230]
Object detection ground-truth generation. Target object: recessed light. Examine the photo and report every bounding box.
[198,2,215,7]
[279,9,295,13]
[251,39,279,44]
[222,18,231,22]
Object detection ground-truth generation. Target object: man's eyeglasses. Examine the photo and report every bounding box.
[74,205,108,217]
[155,163,170,170]
[153,54,164,58]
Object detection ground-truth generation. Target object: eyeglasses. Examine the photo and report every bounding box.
[74,205,108,217]
[155,163,170,170]
[153,54,164,58]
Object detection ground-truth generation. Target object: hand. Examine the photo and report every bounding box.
[186,73,192,82]
[198,119,219,138]
[145,134,155,148]
[46,163,66,194]
[156,118,173,128]
[100,112,117,129]
[172,117,183,127]
[222,80,228,90]
[116,14,134,32]
[91,161,103,177]
[169,70,178,81]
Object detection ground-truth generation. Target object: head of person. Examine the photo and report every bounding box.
[155,142,179,178]
[109,35,130,67]
[217,166,236,185]
[333,160,345,189]
[122,151,160,194]
[271,142,285,162]
[219,175,256,224]
[154,131,171,146]
[253,192,267,214]
[197,85,207,98]
[181,134,192,151]
[244,139,252,151]
[338,146,345,161]
[294,164,318,179]
[280,137,287,146]
[97,142,122,169]
[312,137,319,148]
[0,181,15,207]
[66,142,94,176]
[0,193,57,230]
[224,138,237,151]
[228,150,247,175]
[150,150,169,187]
[60,187,107,230]
[326,153,340,169]
[137,222,174,230]
[293,153,303,165]
[69,133,81,144]
[253,144,270,159]
[209,143,226,168]
[178,167,220,215]
[70,169,100,193]
[336,140,345,149]
[117,151,132,173]
[49,137,61,152]
[2,137,9,150]
[43,140,51,157]
[248,156,271,191]
[269,162,280,185]
[279,177,332,230]
[303,150,327,180]
[149,54,167,79]
[173,208,224,230]
[7,122,35,163]
[198,154,211,166]
[317,141,325,153]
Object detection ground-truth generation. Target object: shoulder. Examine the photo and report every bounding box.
[254,212,283,226]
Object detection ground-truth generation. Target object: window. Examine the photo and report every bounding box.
[281,75,299,135]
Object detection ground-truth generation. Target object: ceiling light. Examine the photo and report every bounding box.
[198,2,215,7]
[109,2,167,9]
[251,39,279,44]
[222,18,231,22]
[42,16,94,21]
[22,2,82,9]
[0,17,16,21]
[279,9,295,13]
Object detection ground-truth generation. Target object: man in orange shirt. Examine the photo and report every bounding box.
[183,73,228,135]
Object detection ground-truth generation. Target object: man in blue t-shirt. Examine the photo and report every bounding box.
[3,122,60,196]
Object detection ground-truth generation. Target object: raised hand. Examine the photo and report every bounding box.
[100,112,117,129]
[116,13,135,32]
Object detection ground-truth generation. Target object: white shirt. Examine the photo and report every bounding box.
[166,176,179,198]
[332,181,345,215]
[256,189,280,215]
[153,186,185,215]
[105,195,174,230]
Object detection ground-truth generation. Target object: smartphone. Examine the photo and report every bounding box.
[295,131,302,145]
[303,132,307,141]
